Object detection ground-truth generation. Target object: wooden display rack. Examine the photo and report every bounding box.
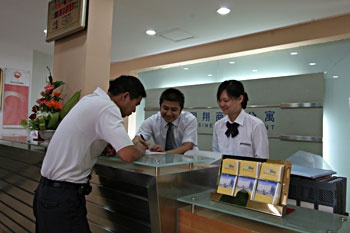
[210,155,292,217]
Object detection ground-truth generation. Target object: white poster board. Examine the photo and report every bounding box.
[2,68,30,128]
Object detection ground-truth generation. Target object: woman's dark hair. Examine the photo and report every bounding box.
[216,80,249,109]
[159,88,185,109]
[108,75,146,99]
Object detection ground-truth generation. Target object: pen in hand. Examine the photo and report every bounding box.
[140,134,149,149]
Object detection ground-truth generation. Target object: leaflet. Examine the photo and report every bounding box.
[217,174,237,196]
[253,180,282,205]
[221,158,240,175]
[259,162,284,182]
[238,160,261,178]
[234,176,257,199]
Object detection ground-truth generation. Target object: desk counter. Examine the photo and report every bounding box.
[0,143,219,233]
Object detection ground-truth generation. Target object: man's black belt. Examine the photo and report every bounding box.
[40,176,92,195]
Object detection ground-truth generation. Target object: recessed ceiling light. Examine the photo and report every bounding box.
[145,29,156,36]
[44,29,47,34]
[229,61,235,64]
[290,52,298,55]
[208,74,213,77]
[217,7,231,15]
[183,67,189,70]
[309,62,317,66]
[252,69,258,72]
[333,75,339,78]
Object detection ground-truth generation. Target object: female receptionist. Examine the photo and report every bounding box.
[212,80,269,158]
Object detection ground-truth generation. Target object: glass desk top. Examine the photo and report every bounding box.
[0,135,48,150]
[177,189,349,233]
[102,153,215,168]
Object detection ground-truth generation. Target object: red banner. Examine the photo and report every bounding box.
[3,68,30,128]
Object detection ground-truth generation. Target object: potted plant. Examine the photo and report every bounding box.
[21,67,81,141]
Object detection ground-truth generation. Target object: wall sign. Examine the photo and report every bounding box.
[0,68,2,109]
[46,0,88,42]
[143,73,324,157]
[2,68,30,128]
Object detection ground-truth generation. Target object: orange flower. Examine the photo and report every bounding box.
[53,90,62,97]
[21,73,74,130]
[45,99,63,110]
[54,101,63,110]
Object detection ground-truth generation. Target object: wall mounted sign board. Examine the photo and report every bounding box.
[46,0,88,42]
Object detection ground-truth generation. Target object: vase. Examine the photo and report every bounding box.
[39,130,56,141]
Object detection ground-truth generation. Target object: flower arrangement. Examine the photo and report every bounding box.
[21,67,81,131]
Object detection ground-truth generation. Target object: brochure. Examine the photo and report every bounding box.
[234,176,257,199]
[259,162,284,182]
[221,158,240,175]
[253,180,282,205]
[238,160,261,178]
[217,174,237,196]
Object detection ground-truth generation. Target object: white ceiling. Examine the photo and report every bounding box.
[1,0,350,63]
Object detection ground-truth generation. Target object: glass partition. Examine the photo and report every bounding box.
[178,190,350,233]
[102,153,215,168]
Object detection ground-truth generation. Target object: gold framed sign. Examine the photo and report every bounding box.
[46,0,88,42]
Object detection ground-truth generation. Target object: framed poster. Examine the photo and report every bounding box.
[46,0,88,42]
[2,68,30,128]
[0,68,2,109]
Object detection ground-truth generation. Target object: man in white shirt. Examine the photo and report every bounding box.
[133,88,198,154]
[33,75,148,233]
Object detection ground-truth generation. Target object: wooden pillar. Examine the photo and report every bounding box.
[52,0,114,99]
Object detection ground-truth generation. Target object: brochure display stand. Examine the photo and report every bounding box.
[210,155,292,217]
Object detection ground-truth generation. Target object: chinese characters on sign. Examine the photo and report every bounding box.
[189,108,278,135]
[46,0,88,42]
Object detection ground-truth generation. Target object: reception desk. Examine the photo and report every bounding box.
[1,140,348,233]
[90,154,219,233]
[0,142,219,233]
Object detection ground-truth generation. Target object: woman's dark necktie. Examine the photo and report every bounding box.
[165,123,176,150]
[225,122,239,138]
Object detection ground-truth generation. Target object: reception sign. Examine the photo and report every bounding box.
[3,68,30,128]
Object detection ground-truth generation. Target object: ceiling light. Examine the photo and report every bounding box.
[217,7,231,15]
[229,61,235,64]
[44,29,47,34]
[290,52,298,55]
[183,67,189,70]
[208,74,213,77]
[252,69,258,72]
[309,62,317,66]
[333,75,339,78]
[145,29,156,36]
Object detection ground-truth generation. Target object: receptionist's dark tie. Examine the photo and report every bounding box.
[165,123,176,150]
[225,122,239,138]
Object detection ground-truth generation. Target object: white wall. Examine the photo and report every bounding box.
[0,41,53,137]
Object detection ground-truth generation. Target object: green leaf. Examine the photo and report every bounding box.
[20,119,28,128]
[60,90,81,120]
[38,116,46,130]
[47,112,60,129]
[52,80,65,88]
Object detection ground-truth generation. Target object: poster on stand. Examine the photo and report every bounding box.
[2,68,30,128]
